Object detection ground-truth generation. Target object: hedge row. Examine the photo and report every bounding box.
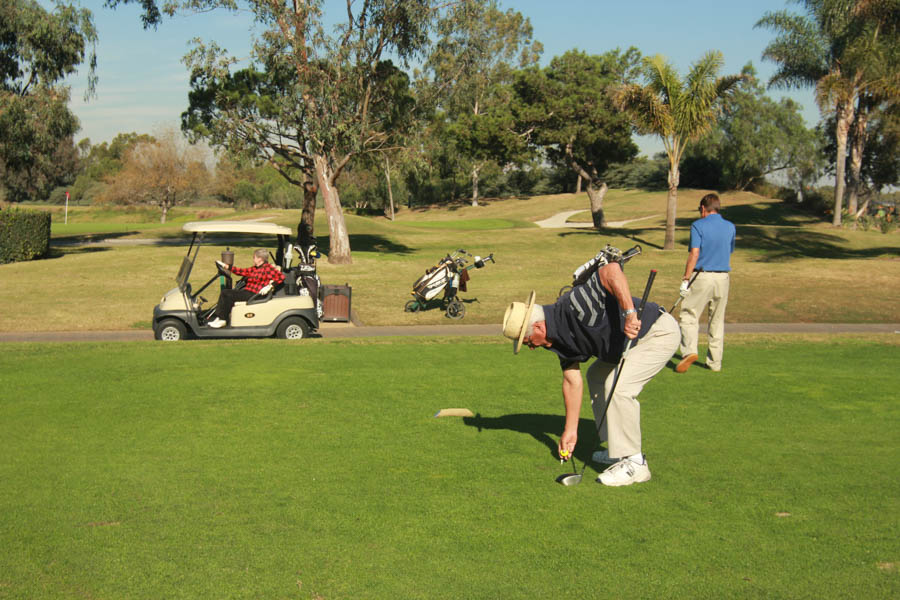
[0,208,51,264]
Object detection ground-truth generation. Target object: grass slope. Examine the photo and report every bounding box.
[2,190,899,331]
[1,336,898,598]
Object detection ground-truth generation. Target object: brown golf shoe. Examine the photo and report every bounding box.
[675,354,698,373]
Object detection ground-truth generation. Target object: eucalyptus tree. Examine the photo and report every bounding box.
[613,52,743,250]
[513,49,640,228]
[756,0,900,225]
[111,0,431,265]
[421,0,542,206]
[0,0,96,201]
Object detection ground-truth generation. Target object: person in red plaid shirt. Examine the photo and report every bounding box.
[208,249,285,328]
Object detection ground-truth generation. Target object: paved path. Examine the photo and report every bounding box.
[1,323,897,343]
[534,210,662,229]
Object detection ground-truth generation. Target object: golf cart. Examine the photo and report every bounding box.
[153,221,321,341]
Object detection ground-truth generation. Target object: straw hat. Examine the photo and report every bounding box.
[502,290,537,354]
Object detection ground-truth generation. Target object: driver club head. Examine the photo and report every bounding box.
[555,472,583,486]
[555,456,584,486]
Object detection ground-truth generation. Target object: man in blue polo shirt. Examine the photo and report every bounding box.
[501,255,679,487]
[675,193,736,373]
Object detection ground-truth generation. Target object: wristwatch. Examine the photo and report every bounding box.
[623,308,636,316]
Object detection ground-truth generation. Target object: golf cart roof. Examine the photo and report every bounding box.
[183,221,293,235]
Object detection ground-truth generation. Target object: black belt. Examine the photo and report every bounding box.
[695,270,729,273]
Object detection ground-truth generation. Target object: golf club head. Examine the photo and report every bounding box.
[555,473,583,486]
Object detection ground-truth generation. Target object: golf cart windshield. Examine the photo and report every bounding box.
[176,256,193,292]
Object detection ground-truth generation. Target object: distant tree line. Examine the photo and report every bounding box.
[2,1,897,258]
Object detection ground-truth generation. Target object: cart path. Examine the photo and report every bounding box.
[534,210,662,229]
[1,323,898,343]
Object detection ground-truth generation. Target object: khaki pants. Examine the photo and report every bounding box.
[678,271,730,371]
[587,312,680,459]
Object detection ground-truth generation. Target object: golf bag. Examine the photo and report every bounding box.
[291,222,323,318]
[406,249,495,319]
[559,244,642,297]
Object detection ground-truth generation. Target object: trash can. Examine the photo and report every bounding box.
[321,283,352,322]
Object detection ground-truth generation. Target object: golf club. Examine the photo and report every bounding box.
[669,268,702,313]
[594,269,657,437]
[555,453,588,486]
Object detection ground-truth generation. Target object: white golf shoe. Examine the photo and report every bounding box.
[207,318,226,328]
[597,457,651,487]
[591,448,616,465]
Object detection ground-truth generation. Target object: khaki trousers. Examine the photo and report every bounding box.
[587,312,680,459]
[678,271,730,371]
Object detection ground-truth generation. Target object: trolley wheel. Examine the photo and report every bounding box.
[405,299,422,313]
[446,300,465,320]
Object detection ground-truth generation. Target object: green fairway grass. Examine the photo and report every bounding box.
[1,336,897,599]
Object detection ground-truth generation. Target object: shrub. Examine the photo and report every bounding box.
[603,158,667,190]
[0,207,51,264]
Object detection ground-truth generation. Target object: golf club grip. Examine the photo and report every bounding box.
[635,269,657,319]
[688,268,702,288]
[621,270,657,356]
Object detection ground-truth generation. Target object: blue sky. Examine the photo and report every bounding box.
[63,0,813,157]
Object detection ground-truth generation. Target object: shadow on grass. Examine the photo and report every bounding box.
[737,227,898,261]
[43,246,109,259]
[462,412,598,464]
[317,233,414,256]
[716,202,823,227]
[557,227,666,250]
[51,231,142,244]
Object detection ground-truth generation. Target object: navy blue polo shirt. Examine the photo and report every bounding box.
[690,213,735,272]
[543,270,661,367]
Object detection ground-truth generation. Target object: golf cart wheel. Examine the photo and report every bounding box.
[405,299,421,313]
[446,300,465,320]
[276,317,310,340]
[155,319,187,341]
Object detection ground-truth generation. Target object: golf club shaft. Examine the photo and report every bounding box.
[595,269,657,433]
[669,268,702,313]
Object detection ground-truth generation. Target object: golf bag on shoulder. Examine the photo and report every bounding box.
[559,244,642,297]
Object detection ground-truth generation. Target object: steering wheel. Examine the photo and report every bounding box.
[215,260,231,274]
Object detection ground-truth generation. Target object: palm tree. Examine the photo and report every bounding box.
[756,0,900,226]
[613,51,743,250]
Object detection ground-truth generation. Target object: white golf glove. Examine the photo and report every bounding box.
[679,279,691,298]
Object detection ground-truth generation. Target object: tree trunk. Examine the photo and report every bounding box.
[575,174,582,194]
[384,156,395,221]
[664,159,680,250]
[471,165,480,207]
[586,181,608,229]
[833,98,854,227]
[314,154,352,264]
[301,177,317,235]
[847,101,869,218]
[160,196,170,224]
